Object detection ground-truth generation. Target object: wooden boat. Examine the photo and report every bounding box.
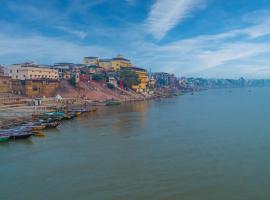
[43,122,60,128]
[106,100,121,106]
[31,125,46,131]
[62,113,76,120]
[89,108,97,112]
[33,131,45,137]
[75,111,81,116]
[44,111,65,117]
[0,134,10,142]
[9,132,33,139]
[1,126,33,140]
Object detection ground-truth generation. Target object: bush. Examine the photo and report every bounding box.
[92,73,105,81]
[107,83,114,89]
[118,69,140,88]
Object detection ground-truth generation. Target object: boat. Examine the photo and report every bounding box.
[0,134,10,142]
[9,132,33,139]
[44,111,65,117]
[1,126,33,140]
[43,122,60,128]
[62,113,76,120]
[106,100,121,106]
[33,131,45,137]
[31,125,46,131]
[89,108,97,112]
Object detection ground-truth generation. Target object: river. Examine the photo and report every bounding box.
[1,87,270,200]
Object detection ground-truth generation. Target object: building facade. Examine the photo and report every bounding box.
[130,67,149,92]
[99,59,112,70]
[0,76,12,93]
[83,57,99,66]
[10,63,59,80]
[111,55,132,71]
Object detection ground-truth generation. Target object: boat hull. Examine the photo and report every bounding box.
[9,133,33,139]
[0,136,9,142]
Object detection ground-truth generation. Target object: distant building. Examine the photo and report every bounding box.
[0,76,12,93]
[99,59,112,70]
[129,67,149,92]
[9,63,59,80]
[52,63,74,79]
[152,72,176,88]
[111,54,132,71]
[83,57,99,66]
[11,79,59,97]
[0,65,5,76]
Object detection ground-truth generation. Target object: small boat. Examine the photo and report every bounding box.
[1,126,33,140]
[9,132,33,139]
[62,113,76,120]
[44,111,65,117]
[31,125,46,131]
[0,134,10,142]
[33,131,45,137]
[106,100,121,106]
[43,122,60,128]
[89,108,97,112]
[75,111,81,116]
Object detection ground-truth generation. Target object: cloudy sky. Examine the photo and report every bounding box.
[1,0,270,78]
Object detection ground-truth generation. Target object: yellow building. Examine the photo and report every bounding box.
[83,57,99,66]
[111,54,132,71]
[9,63,59,80]
[130,67,149,92]
[99,59,112,70]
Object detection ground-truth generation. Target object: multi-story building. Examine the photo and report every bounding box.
[130,67,149,92]
[52,63,74,79]
[9,63,59,80]
[152,72,176,88]
[83,57,99,66]
[0,65,5,76]
[99,59,112,70]
[111,54,132,71]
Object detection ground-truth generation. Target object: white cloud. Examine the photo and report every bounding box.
[0,34,114,64]
[145,0,206,40]
[130,20,270,77]
[56,26,87,39]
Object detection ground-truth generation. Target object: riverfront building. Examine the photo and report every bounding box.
[130,67,149,92]
[111,54,132,71]
[83,57,99,66]
[9,63,59,80]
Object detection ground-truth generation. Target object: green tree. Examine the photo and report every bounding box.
[107,83,114,89]
[69,76,77,87]
[92,73,106,81]
[118,69,140,88]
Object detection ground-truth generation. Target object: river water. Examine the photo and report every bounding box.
[1,88,270,200]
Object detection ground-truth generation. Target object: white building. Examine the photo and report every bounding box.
[9,63,59,80]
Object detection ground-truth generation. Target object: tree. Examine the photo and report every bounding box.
[69,76,77,86]
[118,69,140,89]
[92,73,106,82]
[107,83,114,89]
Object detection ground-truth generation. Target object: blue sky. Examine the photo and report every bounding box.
[1,0,270,78]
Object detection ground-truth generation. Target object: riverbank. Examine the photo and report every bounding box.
[0,87,179,129]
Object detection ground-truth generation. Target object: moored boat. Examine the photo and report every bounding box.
[42,122,60,128]
[0,134,10,142]
[1,126,33,140]
[106,100,121,106]
[31,125,46,131]
[33,131,45,137]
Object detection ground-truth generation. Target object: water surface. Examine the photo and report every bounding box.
[1,88,270,200]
